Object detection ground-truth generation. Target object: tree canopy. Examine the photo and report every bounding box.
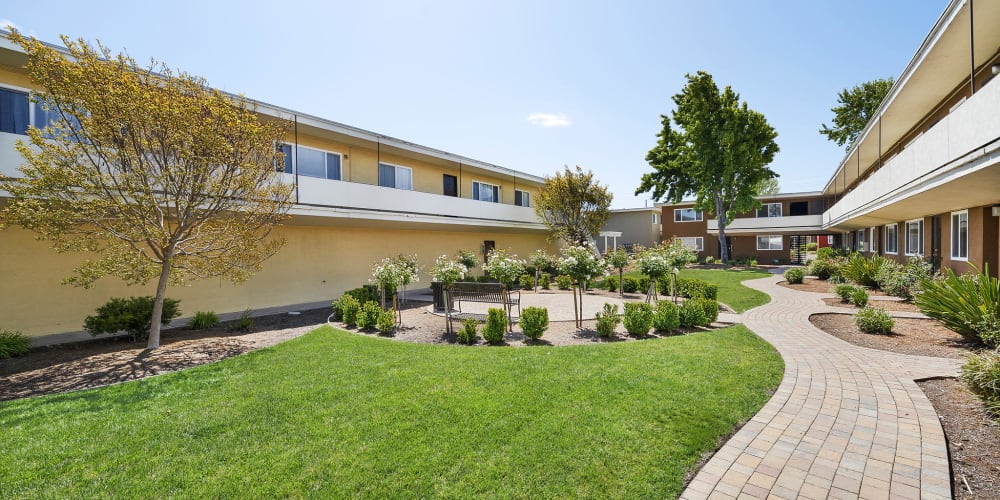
[755,178,780,196]
[534,166,613,246]
[819,77,894,150]
[636,71,779,263]
[0,33,294,348]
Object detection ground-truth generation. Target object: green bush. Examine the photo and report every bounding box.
[882,257,934,300]
[594,303,620,338]
[689,298,720,323]
[333,286,381,319]
[962,351,1000,414]
[834,283,858,303]
[337,295,361,327]
[816,247,848,260]
[841,254,893,289]
[556,275,573,290]
[849,287,869,307]
[457,318,478,345]
[873,259,903,290]
[229,308,254,333]
[520,307,549,340]
[807,259,838,280]
[854,306,894,334]
[0,329,31,359]
[676,278,718,300]
[704,256,715,264]
[783,268,804,284]
[805,242,818,251]
[605,276,618,292]
[376,309,396,335]
[653,301,680,332]
[914,267,1000,346]
[518,274,534,290]
[188,311,220,330]
[679,300,709,328]
[622,302,654,337]
[357,301,382,330]
[621,276,639,293]
[84,296,182,341]
[539,273,551,290]
[636,276,651,295]
[483,308,507,344]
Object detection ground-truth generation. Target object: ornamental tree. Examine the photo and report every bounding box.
[535,166,613,245]
[529,249,553,292]
[638,239,696,302]
[637,71,779,264]
[606,248,630,298]
[430,255,467,334]
[819,77,894,151]
[556,243,608,328]
[482,249,527,290]
[0,33,293,349]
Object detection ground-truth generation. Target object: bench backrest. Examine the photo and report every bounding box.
[450,282,505,301]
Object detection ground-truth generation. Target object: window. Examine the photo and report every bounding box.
[472,181,500,203]
[756,203,782,218]
[378,162,413,190]
[514,189,530,207]
[905,219,924,256]
[673,208,702,222]
[951,210,968,260]
[0,87,29,135]
[443,174,458,197]
[856,229,866,252]
[870,228,877,253]
[757,235,782,251]
[652,213,658,224]
[885,223,898,254]
[678,237,704,251]
[276,144,341,180]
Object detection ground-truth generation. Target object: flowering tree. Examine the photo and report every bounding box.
[638,239,696,302]
[483,249,527,290]
[395,254,421,305]
[606,248,630,298]
[456,249,479,273]
[529,250,553,292]
[430,255,467,333]
[557,243,609,328]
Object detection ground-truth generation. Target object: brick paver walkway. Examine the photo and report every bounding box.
[682,275,961,500]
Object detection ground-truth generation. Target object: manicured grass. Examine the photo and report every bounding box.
[677,268,772,312]
[0,325,782,498]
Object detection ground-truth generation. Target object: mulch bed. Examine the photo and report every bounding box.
[778,277,833,293]
[808,313,975,359]
[821,297,922,313]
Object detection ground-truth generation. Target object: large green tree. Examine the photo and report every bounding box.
[819,77,894,150]
[636,71,779,264]
[0,33,294,349]
[535,165,613,246]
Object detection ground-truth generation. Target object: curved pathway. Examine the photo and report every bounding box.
[682,275,961,500]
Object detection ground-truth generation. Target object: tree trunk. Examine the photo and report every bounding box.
[715,196,730,264]
[147,251,174,349]
[618,269,623,298]
[572,283,579,329]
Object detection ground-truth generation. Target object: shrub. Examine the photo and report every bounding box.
[834,283,858,303]
[520,307,549,340]
[704,256,715,264]
[0,330,31,359]
[357,301,382,330]
[483,308,507,344]
[849,287,870,307]
[653,301,681,332]
[882,257,935,300]
[230,308,254,333]
[622,302,654,337]
[816,247,848,260]
[962,351,1000,414]
[689,298,720,323]
[594,303,620,338]
[84,296,182,341]
[807,259,837,280]
[841,254,892,289]
[457,318,478,345]
[337,295,361,327]
[189,311,220,330]
[914,267,1000,346]
[783,268,805,284]
[333,286,381,319]
[805,242,818,251]
[873,259,903,290]
[676,278,718,300]
[679,300,709,328]
[636,276,651,295]
[605,276,618,292]
[620,276,639,293]
[855,306,894,334]
[556,275,573,290]
[376,309,396,335]
[539,273,551,290]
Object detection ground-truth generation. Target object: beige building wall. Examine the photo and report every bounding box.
[600,209,662,253]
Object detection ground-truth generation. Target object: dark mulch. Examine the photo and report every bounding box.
[808,313,976,359]
[918,378,1000,499]
[821,297,923,313]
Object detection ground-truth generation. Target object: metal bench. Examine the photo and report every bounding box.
[448,282,520,326]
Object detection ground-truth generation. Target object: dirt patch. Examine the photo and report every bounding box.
[808,313,977,359]
[918,378,1000,499]
[778,277,833,293]
[821,297,922,313]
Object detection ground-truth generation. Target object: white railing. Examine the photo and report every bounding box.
[824,77,1000,226]
[707,214,824,233]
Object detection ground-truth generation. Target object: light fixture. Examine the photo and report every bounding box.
[993,63,1000,75]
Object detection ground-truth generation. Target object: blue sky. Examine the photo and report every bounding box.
[3,1,946,208]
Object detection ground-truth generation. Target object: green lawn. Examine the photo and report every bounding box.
[677,268,772,312]
[1,325,782,498]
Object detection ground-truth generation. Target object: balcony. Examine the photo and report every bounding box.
[824,77,1000,229]
[707,214,824,234]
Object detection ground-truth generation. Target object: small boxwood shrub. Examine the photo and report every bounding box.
[620,276,639,293]
[595,303,620,338]
[962,351,1000,414]
[483,308,507,344]
[679,300,708,328]
[337,295,361,327]
[556,275,573,290]
[357,301,382,330]
[622,302,654,337]
[805,242,818,251]
[457,318,478,345]
[807,259,838,280]
[849,287,869,307]
[854,306,894,334]
[636,276,651,295]
[84,296,182,341]
[704,256,715,264]
[518,274,534,290]
[783,268,804,284]
[676,278,718,300]
[0,329,31,359]
[653,301,680,332]
[605,276,618,292]
[189,311,220,330]
[689,298,720,324]
[539,273,551,290]
[376,309,396,335]
[520,307,549,340]
[834,283,858,303]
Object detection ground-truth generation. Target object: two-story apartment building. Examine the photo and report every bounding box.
[598,207,662,253]
[0,35,557,340]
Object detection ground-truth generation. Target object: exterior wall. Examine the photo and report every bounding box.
[1,223,555,338]
[660,204,718,261]
[601,210,661,253]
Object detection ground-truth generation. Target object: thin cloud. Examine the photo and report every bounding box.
[527,112,571,128]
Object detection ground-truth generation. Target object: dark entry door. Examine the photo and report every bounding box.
[931,215,942,270]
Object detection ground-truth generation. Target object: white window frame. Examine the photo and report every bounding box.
[673,208,703,222]
[1,84,61,135]
[283,143,342,180]
[756,235,783,251]
[870,228,877,253]
[951,210,969,261]
[678,237,704,252]
[378,162,413,190]
[884,223,898,255]
[472,180,501,203]
[652,213,658,224]
[856,229,866,252]
[514,189,530,207]
[757,203,782,218]
[905,218,924,256]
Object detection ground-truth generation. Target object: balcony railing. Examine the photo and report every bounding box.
[707,214,824,233]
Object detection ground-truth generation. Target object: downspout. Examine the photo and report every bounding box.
[294,114,299,202]
[970,0,976,95]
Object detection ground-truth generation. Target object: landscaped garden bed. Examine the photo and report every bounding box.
[808,313,975,359]
[820,297,922,313]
